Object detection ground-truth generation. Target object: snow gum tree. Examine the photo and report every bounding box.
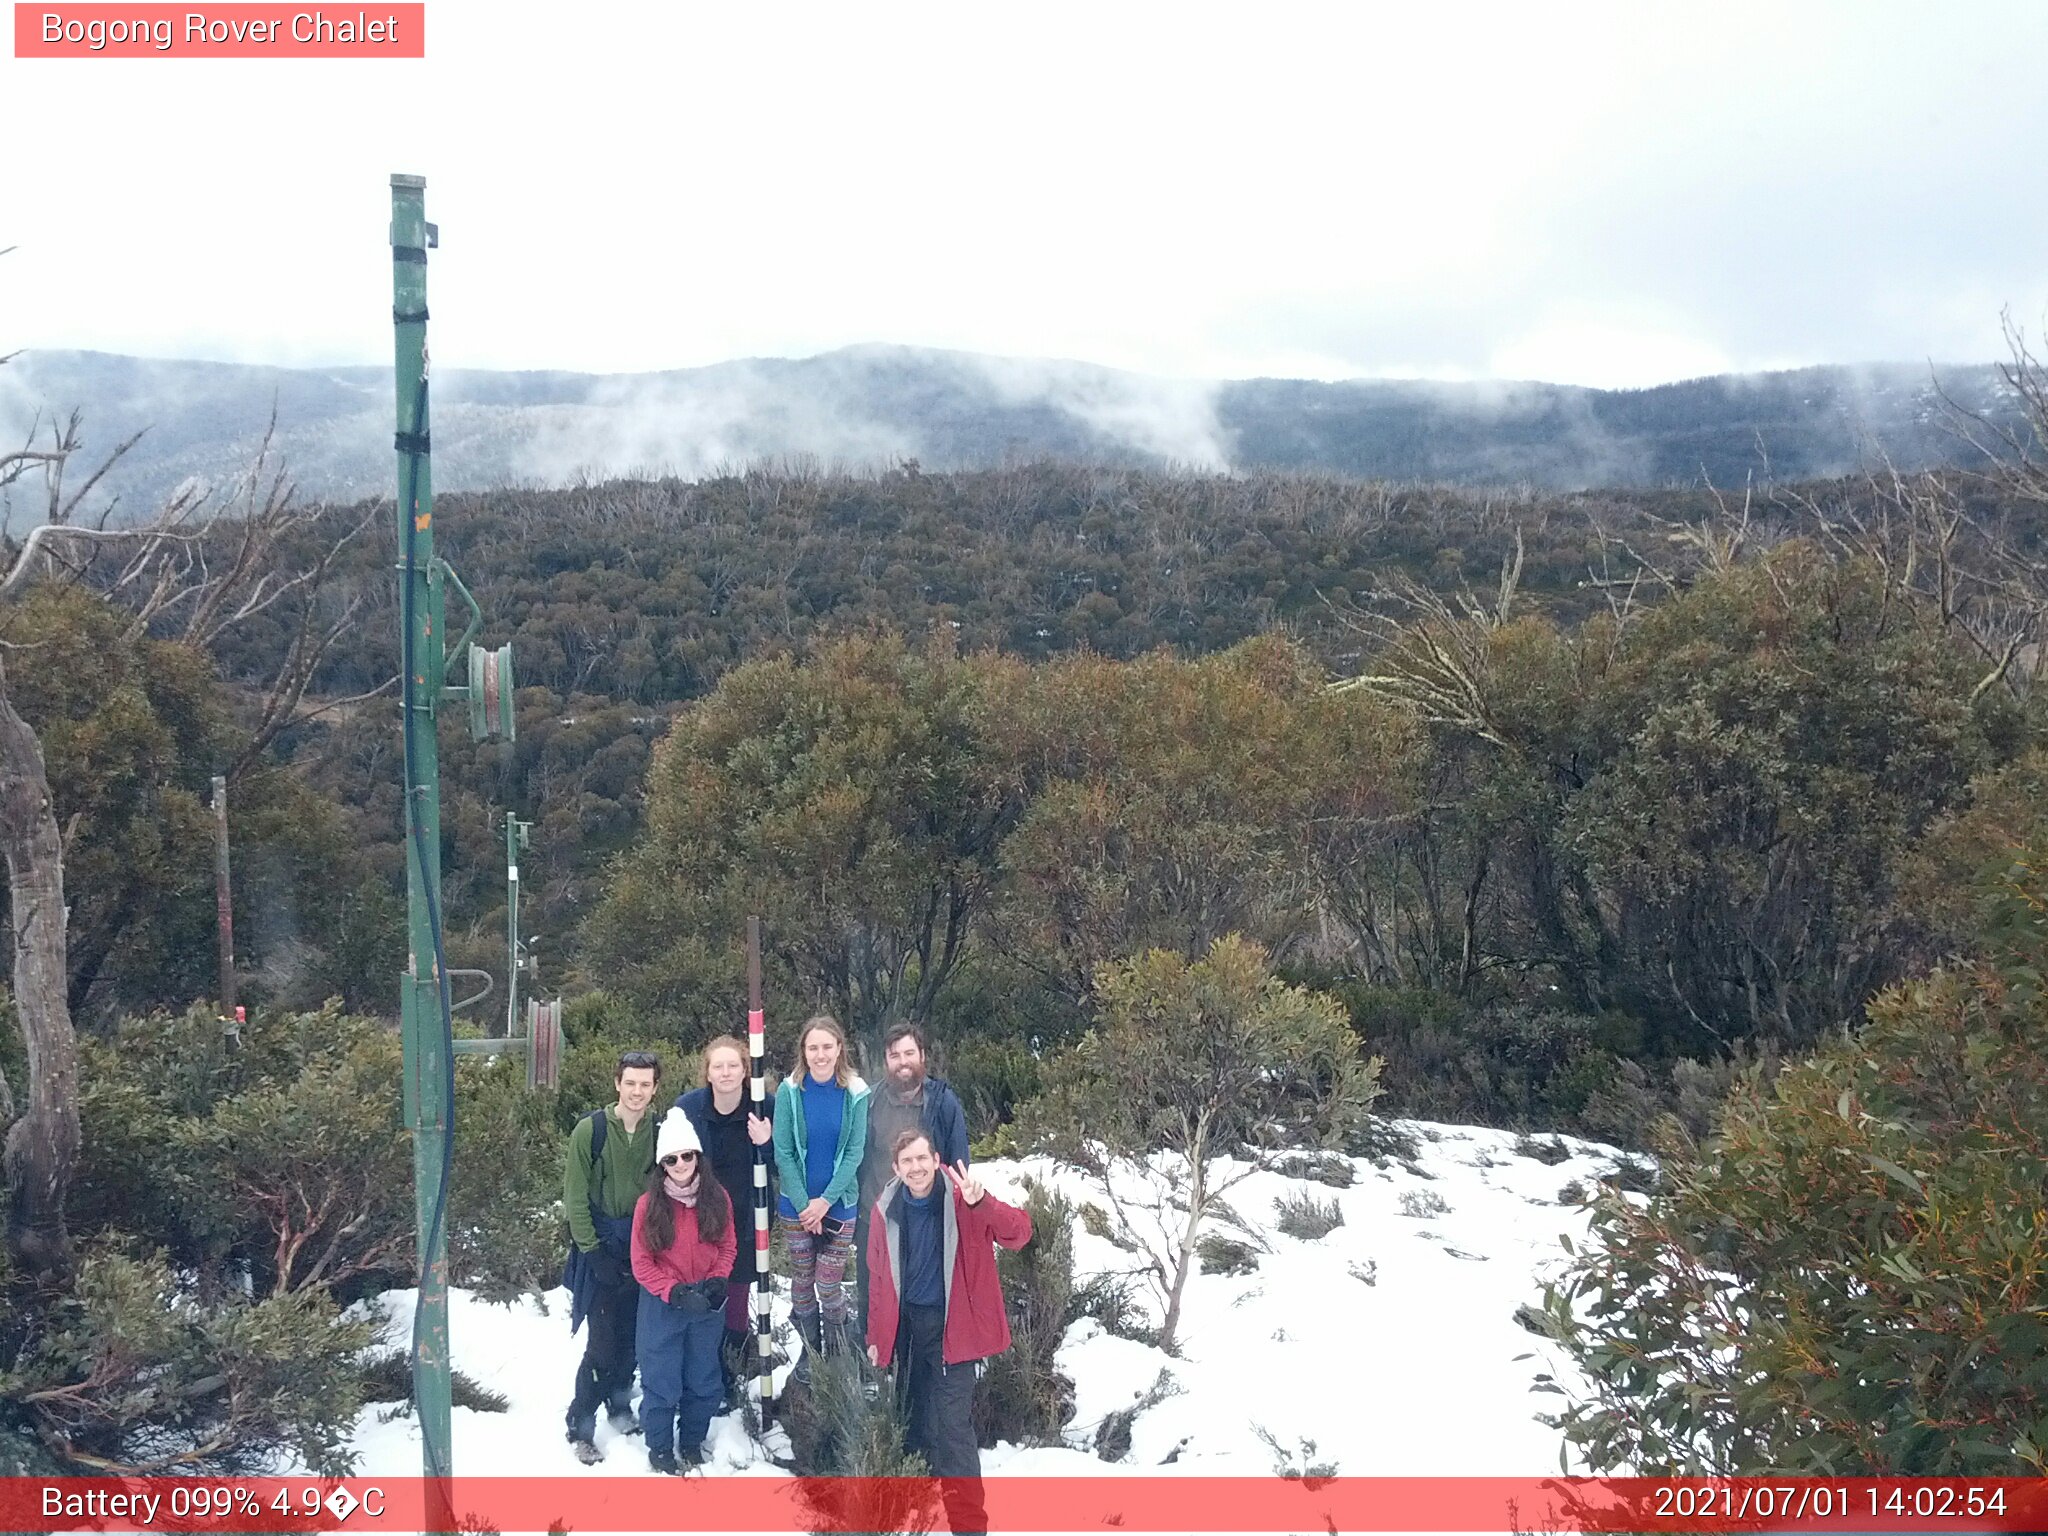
[988,635,1420,1006]
[1540,857,2048,1474]
[583,630,1021,1058]
[1018,935,1378,1355]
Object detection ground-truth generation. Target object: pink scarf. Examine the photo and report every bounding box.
[663,1169,700,1206]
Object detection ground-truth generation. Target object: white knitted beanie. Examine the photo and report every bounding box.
[655,1108,702,1162]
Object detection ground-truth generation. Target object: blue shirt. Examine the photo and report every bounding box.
[901,1185,945,1307]
[777,1076,859,1222]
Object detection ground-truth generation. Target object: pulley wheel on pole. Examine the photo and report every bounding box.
[468,642,517,742]
[526,997,562,1091]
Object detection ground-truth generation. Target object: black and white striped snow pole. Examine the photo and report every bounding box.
[747,916,773,1419]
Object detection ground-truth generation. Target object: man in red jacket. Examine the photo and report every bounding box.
[865,1128,1032,1536]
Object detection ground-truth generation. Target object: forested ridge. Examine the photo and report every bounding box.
[34,458,2048,1048]
[7,345,2024,515]
[10,429,2048,1475]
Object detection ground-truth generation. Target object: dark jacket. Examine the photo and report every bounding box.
[863,1074,972,1200]
[866,1175,1031,1368]
[920,1075,973,1167]
[675,1084,774,1283]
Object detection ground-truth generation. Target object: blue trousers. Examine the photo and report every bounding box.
[635,1296,726,1456]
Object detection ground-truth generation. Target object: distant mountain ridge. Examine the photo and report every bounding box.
[0,344,2021,521]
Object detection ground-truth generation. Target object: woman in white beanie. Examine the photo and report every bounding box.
[630,1108,737,1473]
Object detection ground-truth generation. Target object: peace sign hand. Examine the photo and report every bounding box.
[942,1160,985,1206]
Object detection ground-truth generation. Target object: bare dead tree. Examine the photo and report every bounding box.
[0,358,374,1280]
[1327,527,1526,749]
[1318,534,1538,991]
[0,640,75,1282]
[1791,463,2039,697]
[1939,310,2048,500]
[1843,315,2048,701]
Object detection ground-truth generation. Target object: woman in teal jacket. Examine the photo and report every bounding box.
[772,1014,870,1379]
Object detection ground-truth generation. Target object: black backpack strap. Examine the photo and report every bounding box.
[588,1109,609,1204]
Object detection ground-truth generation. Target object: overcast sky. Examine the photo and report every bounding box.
[3,0,2044,389]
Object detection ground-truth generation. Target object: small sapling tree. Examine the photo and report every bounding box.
[1018,935,1378,1355]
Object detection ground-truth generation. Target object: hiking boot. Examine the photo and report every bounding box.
[647,1448,680,1476]
[571,1438,603,1467]
[791,1311,824,1386]
[678,1443,705,1469]
[605,1398,641,1436]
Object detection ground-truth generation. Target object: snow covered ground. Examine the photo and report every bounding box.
[345,1119,1628,1485]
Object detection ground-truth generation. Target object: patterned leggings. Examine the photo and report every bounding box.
[780,1214,855,1322]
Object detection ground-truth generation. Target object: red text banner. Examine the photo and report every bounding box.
[6,1476,2048,1533]
[14,4,424,57]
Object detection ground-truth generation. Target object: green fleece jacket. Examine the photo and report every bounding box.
[773,1073,871,1213]
[562,1105,655,1252]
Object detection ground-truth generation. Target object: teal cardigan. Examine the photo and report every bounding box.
[773,1072,871,1213]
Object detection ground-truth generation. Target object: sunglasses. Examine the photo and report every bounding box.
[661,1152,698,1167]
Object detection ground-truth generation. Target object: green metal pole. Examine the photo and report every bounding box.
[390,172,454,1521]
[505,815,528,1038]
[505,815,518,1039]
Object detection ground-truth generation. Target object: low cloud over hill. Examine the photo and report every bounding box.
[0,344,2020,521]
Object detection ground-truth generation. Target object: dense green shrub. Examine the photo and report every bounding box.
[1335,983,1632,1134]
[974,1178,1076,1448]
[560,989,648,1047]
[1542,883,2048,1473]
[943,1034,1045,1142]
[1195,1233,1259,1276]
[71,1003,400,1280]
[201,1031,412,1297]
[1274,1191,1344,1240]
[1272,1151,1355,1188]
[4,1251,371,1473]
[1574,1043,1785,1151]
[356,1351,510,1414]
[784,1355,930,1531]
[12,999,591,1471]
[71,1002,556,1301]
[449,1058,565,1300]
[1337,976,1785,1156]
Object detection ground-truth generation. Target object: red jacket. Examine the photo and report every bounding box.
[866,1178,1033,1367]
[630,1186,737,1302]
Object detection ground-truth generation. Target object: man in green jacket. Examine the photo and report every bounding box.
[563,1050,660,1464]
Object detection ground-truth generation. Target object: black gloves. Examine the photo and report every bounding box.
[669,1283,712,1314]
[665,1277,728,1313]
[585,1245,626,1288]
